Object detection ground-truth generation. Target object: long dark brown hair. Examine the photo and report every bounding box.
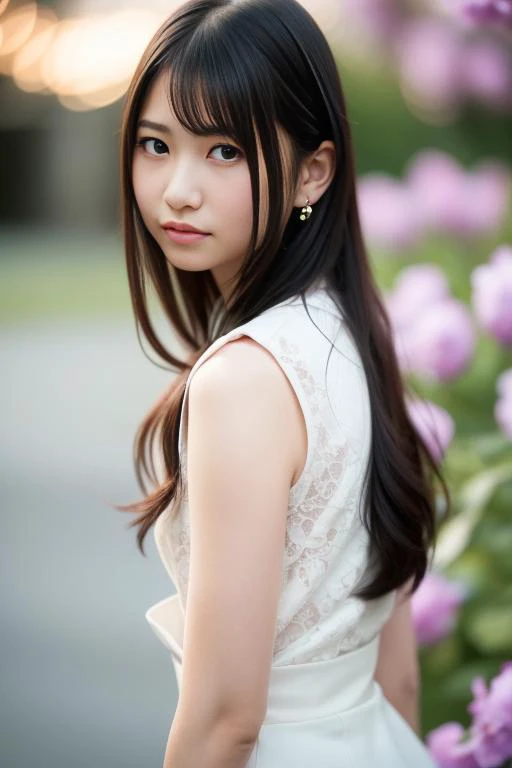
[117,0,448,600]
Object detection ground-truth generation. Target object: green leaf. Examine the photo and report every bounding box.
[465,604,512,654]
[434,463,512,568]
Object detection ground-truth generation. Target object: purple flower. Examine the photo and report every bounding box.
[427,722,479,768]
[464,41,512,109]
[386,264,450,371]
[407,298,476,381]
[465,165,511,238]
[471,246,512,345]
[495,368,512,439]
[357,173,423,251]
[407,150,510,238]
[407,398,455,464]
[464,0,512,29]
[386,264,475,380]
[386,263,451,328]
[397,19,465,113]
[407,150,471,236]
[427,662,512,768]
[385,263,450,372]
[411,572,466,646]
[477,661,512,721]
[469,662,512,767]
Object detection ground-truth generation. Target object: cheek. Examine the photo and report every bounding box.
[222,169,254,238]
[132,159,155,222]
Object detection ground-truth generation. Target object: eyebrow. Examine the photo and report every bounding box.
[137,118,231,138]
[137,119,171,134]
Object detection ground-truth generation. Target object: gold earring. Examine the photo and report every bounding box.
[299,198,312,221]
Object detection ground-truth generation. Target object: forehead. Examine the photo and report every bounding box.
[138,70,176,124]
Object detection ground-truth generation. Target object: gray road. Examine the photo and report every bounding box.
[1,316,181,768]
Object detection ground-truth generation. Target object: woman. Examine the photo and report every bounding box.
[117,0,446,765]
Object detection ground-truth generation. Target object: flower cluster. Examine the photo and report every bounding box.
[358,151,510,252]
[383,248,511,439]
[427,662,512,767]
[340,0,512,758]
[337,1,512,118]
[471,246,512,346]
[463,0,512,30]
[411,572,467,646]
[386,263,475,382]
[397,18,512,115]
[407,399,455,464]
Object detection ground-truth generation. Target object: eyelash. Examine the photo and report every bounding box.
[136,137,243,162]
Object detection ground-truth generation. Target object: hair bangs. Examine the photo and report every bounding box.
[161,29,255,153]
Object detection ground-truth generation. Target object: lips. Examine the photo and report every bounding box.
[162,222,209,235]
[163,226,210,244]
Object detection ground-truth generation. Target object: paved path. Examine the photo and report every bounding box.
[1,316,181,768]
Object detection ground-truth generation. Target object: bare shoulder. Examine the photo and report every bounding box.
[189,335,307,485]
[190,335,293,404]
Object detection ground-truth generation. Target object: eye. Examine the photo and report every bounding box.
[209,144,242,162]
[136,137,168,156]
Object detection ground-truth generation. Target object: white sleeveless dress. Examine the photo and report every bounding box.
[145,280,436,767]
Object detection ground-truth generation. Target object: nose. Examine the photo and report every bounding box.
[162,156,202,210]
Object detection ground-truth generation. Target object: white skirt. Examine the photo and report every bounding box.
[146,594,436,768]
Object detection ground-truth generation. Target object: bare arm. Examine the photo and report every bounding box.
[374,584,421,734]
[162,337,306,768]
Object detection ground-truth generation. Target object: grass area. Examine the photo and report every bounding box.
[0,228,133,323]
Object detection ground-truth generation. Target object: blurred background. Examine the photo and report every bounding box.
[1,1,511,766]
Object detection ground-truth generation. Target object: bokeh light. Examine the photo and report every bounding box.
[0,0,343,111]
[0,2,38,72]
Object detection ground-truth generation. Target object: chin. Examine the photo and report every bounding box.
[162,252,216,273]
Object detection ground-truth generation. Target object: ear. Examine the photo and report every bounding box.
[293,140,336,208]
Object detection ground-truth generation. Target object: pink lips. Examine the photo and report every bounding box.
[162,220,211,243]
[163,227,210,244]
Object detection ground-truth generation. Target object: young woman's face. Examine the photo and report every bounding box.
[132,69,254,299]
